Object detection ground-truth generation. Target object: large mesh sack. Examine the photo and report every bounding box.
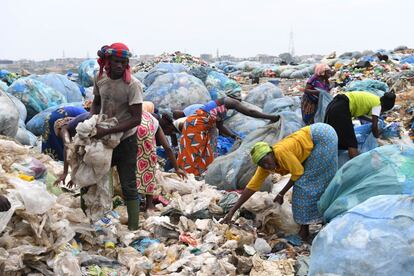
[206,111,304,190]
[144,73,211,112]
[224,102,268,135]
[78,59,99,88]
[244,82,284,109]
[29,73,83,103]
[205,71,241,100]
[345,79,389,96]
[144,63,188,88]
[0,90,19,137]
[310,194,414,276]
[7,77,67,121]
[318,145,414,222]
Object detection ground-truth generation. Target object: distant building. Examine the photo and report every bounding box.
[0,60,13,65]
[200,54,213,62]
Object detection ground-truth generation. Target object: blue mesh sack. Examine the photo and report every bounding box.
[144,73,211,112]
[29,73,83,103]
[244,83,284,109]
[144,63,188,88]
[318,145,414,222]
[206,111,304,190]
[7,77,67,121]
[26,102,84,136]
[205,71,241,100]
[345,79,389,96]
[310,194,414,276]
[78,59,99,87]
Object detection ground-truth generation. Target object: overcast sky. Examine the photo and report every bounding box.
[2,0,413,60]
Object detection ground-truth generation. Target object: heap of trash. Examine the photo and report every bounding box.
[1,46,414,275]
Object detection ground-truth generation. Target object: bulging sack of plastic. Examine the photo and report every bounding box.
[205,71,241,100]
[29,73,83,103]
[133,71,148,85]
[0,80,8,91]
[53,252,82,276]
[144,73,211,112]
[8,177,56,214]
[189,66,211,83]
[310,195,414,276]
[263,96,301,115]
[7,77,67,121]
[144,63,188,87]
[6,93,27,122]
[313,90,333,123]
[0,90,19,137]
[244,83,284,109]
[319,145,414,222]
[14,120,37,146]
[26,102,83,136]
[345,79,389,96]
[78,59,99,87]
[224,102,267,135]
[206,111,303,190]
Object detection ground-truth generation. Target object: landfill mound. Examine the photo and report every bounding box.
[0,136,310,275]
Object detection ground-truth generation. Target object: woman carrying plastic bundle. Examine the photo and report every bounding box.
[136,111,186,211]
[301,64,333,125]
[42,106,89,160]
[42,106,91,186]
[221,123,338,241]
[324,91,396,158]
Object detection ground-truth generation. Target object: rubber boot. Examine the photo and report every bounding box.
[126,200,140,230]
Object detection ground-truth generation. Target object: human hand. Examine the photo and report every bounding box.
[0,195,11,212]
[94,126,108,139]
[270,115,280,123]
[274,194,284,205]
[54,172,68,186]
[220,212,234,224]
[175,168,187,180]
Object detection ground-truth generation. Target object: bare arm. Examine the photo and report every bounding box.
[221,188,256,224]
[155,128,186,178]
[170,134,178,147]
[172,110,185,119]
[371,115,379,138]
[95,103,142,138]
[225,98,279,122]
[216,120,238,139]
[90,94,101,115]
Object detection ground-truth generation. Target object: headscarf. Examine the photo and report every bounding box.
[143,101,155,113]
[97,43,132,83]
[224,88,242,101]
[250,142,273,165]
[314,63,331,76]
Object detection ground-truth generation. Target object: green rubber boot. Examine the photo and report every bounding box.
[126,200,140,230]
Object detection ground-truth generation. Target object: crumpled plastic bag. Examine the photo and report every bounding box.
[250,254,295,276]
[53,252,82,276]
[0,90,19,137]
[8,177,56,215]
[156,171,202,195]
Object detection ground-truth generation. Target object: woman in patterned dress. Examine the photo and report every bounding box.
[136,111,186,210]
[301,64,333,125]
[222,123,338,241]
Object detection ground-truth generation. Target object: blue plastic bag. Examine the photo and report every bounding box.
[310,194,414,276]
[205,71,241,100]
[319,145,414,222]
[244,83,283,109]
[144,63,188,88]
[29,73,83,103]
[345,79,389,96]
[78,59,99,87]
[144,73,211,112]
[7,77,67,121]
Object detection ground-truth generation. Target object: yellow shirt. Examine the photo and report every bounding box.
[246,126,314,191]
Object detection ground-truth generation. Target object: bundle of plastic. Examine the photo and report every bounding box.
[205,71,241,100]
[319,145,414,222]
[345,79,389,96]
[144,63,188,88]
[144,73,211,112]
[78,59,99,87]
[244,83,284,109]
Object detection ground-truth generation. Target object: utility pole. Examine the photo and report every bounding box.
[288,29,295,56]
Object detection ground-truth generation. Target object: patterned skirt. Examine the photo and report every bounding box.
[301,93,319,125]
[292,123,338,224]
[177,109,215,176]
[136,112,158,195]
